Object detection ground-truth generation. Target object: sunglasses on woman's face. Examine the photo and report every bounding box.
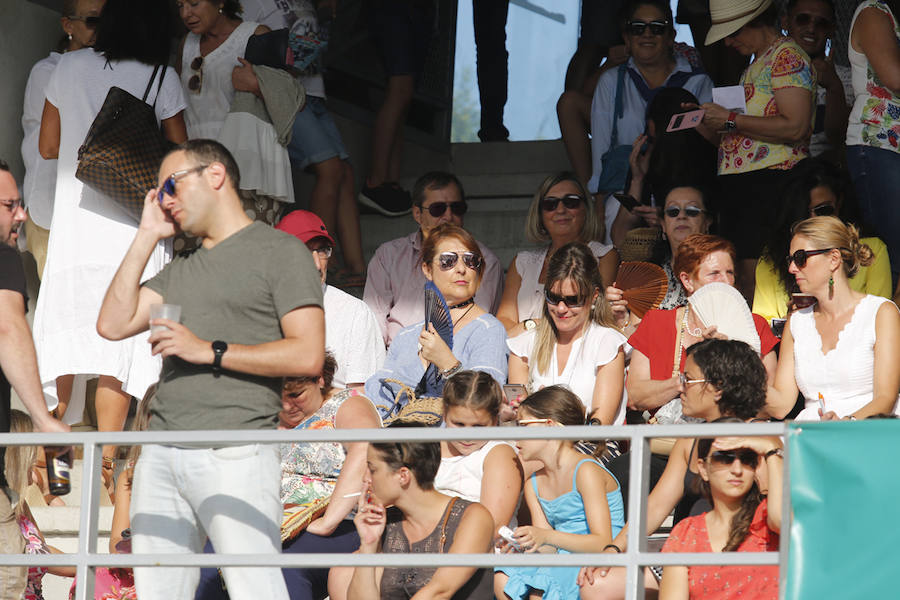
[541,194,583,212]
[810,203,836,217]
[708,449,759,469]
[626,20,669,36]
[68,15,100,27]
[437,251,483,271]
[664,205,705,218]
[785,247,844,268]
[545,289,584,308]
[423,200,468,218]
[792,13,833,30]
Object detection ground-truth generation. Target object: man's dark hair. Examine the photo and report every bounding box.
[93,0,175,66]
[412,172,465,207]
[786,0,835,17]
[170,139,241,190]
[685,339,767,420]
[0,159,9,173]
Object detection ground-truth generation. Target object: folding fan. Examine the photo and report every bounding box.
[414,280,454,397]
[615,261,668,318]
[687,282,760,354]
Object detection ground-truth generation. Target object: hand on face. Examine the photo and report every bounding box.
[139,187,177,241]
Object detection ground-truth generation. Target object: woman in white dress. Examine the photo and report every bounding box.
[35,0,187,497]
[507,242,627,428]
[497,172,619,337]
[766,216,900,420]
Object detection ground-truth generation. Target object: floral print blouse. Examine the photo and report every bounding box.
[718,37,815,175]
[19,514,49,600]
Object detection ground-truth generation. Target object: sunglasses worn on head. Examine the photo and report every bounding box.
[188,56,203,92]
[708,449,759,469]
[68,15,100,26]
[626,20,670,36]
[664,205,705,218]
[438,251,483,271]
[423,200,468,218]
[785,247,846,268]
[810,204,836,217]
[517,418,559,427]
[157,165,209,205]
[541,194,583,212]
[545,289,584,308]
[793,13,833,29]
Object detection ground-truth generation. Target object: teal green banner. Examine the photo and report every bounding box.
[786,420,899,598]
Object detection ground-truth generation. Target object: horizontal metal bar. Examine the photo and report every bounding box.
[0,551,780,568]
[0,422,786,446]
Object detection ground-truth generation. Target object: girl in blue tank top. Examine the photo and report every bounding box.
[495,385,625,600]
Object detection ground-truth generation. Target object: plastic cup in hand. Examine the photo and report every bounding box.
[150,303,181,333]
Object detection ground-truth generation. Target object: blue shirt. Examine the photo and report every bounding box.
[364,314,509,414]
[588,55,714,194]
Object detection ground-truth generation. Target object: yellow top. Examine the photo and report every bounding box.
[752,236,893,324]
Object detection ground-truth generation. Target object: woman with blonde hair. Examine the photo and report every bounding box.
[497,172,618,337]
[766,216,900,420]
[507,242,627,428]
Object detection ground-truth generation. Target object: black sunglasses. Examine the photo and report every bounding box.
[423,200,468,218]
[810,204,836,217]
[541,194,583,212]
[664,205,705,218]
[437,251,482,271]
[785,247,846,268]
[708,449,759,469]
[545,289,584,308]
[188,56,203,92]
[626,20,669,36]
[68,15,100,26]
[793,13,833,29]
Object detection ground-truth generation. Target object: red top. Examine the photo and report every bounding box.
[661,499,780,600]
[628,308,780,381]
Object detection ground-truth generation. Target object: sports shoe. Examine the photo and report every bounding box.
[358,182,412,217]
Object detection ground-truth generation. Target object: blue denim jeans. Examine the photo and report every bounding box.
[131,444,287,600]
[847,144,900,281]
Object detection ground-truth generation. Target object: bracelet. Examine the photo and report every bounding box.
[440,361,463,379]
[603,543,622,553]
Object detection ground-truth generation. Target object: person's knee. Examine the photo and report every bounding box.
[385,75,415,103]
[315,157,344,186]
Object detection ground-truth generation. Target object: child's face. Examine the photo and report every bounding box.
[514,408,557,461]
[444,405,494,456]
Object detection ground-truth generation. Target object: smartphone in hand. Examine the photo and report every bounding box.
[666,109,705,132]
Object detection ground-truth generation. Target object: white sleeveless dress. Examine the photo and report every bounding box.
[792,295,900,420]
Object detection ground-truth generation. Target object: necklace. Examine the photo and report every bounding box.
[452,303,476,332]
[447,297,474,310]
[680,306,702,350]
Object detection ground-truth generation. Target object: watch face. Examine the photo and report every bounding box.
[212,340,227,353]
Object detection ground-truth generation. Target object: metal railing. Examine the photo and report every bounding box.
[0,421,790,600]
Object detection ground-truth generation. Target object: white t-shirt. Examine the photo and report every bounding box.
[434,440,513,503]
[240,0,326,98]
[507,322,628,423]
[324,284,386,387]
[20,52,61,228]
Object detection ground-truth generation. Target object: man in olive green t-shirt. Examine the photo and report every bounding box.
[98,140,324,600]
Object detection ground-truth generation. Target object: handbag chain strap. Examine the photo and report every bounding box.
[609,64,627,147]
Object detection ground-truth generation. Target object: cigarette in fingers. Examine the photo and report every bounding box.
[343,492,362,498]
[817,393,826,414]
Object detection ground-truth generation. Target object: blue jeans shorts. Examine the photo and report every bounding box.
[287,96,350,170]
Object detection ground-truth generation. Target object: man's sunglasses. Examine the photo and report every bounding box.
[541,194,583,212]
[545,289,584,308]
[785,247,846,268]
[67,15,100,27]
[626,20,670,36]
[708,449,759,469]
[437,251,483,271]
[810,203,835,217]
[157,165,208,205]
[792,13,833,30]
[664,205,705,218]
[422,201,467,218]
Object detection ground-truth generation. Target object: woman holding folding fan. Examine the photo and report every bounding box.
[507,242,627,428]
[364,223,508,419]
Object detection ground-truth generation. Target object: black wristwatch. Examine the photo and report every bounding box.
[212,340,228,377]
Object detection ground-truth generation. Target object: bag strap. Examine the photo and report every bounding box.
[625,64,703,106]
[142,64,169,109]
[142,65,161,103]
[153,64,168,110]
[438,496,459,553]
[609,64,627,146]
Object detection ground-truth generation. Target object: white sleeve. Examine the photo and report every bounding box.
[153,67,188,121]
[506,329,536,359]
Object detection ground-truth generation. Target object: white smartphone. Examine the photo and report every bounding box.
[498,526,522,551]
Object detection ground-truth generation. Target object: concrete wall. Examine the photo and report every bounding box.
[0,0,61,180]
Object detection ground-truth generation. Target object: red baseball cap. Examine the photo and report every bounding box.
[275,210,335,246]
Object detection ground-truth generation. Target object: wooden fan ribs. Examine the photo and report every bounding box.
[615,261,668,319]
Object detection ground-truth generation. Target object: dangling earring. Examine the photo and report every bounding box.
[828,274,834,298]
[68,33,72,40]
[218,4,224,13]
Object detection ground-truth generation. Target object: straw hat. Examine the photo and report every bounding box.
[705,0,773,45]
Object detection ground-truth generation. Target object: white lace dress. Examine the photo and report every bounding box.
[791,294,900,420]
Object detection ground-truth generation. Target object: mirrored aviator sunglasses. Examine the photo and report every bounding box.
[626,20,669,36]
[438,251,483,271]
[664,205,704,218]
[708,449,759,469]
[540,194,583,212]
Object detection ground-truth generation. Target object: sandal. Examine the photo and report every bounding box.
[102,457,117,505]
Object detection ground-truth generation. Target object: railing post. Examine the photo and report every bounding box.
[624,426,650,600]
[74,433,99,600]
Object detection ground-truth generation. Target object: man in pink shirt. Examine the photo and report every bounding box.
[363,171,502,345]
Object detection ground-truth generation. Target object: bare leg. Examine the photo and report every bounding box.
[55,374,74,419]
[310,157,344,244]
[95,375,131,498]
[336,161,366,274]
[578,566,659,600]
[327,565,354,600]
[564,42,606,92]
[557,90,594,185]
[494,571,511,599]
[367,75,414,187]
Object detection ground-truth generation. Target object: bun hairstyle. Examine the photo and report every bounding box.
[791,216,874,279]
[442,370,503,421]
[371,421,442,490]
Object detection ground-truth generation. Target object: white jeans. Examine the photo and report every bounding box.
[131,443,288,600]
